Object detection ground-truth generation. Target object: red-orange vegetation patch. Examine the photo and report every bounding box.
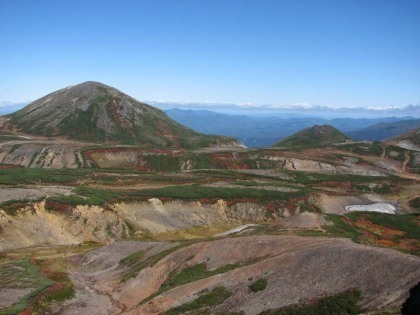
[0,164,20,169]
[288,197,299,210]
[354,218,405,238]
[44,282,63,294]
[376,239,396,247]
[44,201,74,215]
[199,198,218,205]
[360,234,419,252]
[318,181,352,191]
[134,165,152,172]
[397,238,420,251]
[209,153,251,170]
[348,216,419,252]
[39,267,50,277]
[18,307,32,315]
[266,202,278,214]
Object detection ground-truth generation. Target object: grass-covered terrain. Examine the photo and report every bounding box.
[0,166,400,209]
[249,278,268,292]
[0,166,191,185]
[385,145,407,161]
[409,197,420,210]
[0,258,54,314]
[261,289,361,315]
[30,258,75,313]
[0,167,92,185]
[119,250,145,267]
[120,244,185,282]
[0,245,97,314]
[159,262,239,293]
[337,142,383,156]
[125,184,311,202]
[164,286,232,315]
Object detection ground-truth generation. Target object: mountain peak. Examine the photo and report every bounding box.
[68,81,115,91]
[309,124,341,136]
[7,82,239,148]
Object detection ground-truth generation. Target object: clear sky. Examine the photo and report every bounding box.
[1,0,419,108]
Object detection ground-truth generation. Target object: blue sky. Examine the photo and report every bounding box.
[1,0,419,108]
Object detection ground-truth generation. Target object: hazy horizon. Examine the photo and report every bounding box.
[1,97,420,119]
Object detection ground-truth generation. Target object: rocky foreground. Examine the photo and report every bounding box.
[48,235,420,315]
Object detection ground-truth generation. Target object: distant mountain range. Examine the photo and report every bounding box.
[346,119,420,141]
[152,101,420,118]
[0,101,29,115]
[165,108,417,147]
[3,98,418,148]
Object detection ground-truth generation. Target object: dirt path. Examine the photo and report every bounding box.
[0,117,7,128]
[402,151,411,171]
[380,145,386,158]
[51,269,122,315]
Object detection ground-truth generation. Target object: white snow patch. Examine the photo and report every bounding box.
[345,203,396,214]
[215,224,258,237]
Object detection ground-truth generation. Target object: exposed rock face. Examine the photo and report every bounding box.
[0,201,127,250]
[110,200,270,234]
[6,81,239,148]
[66,236,420,314]
[283,157,386,176]
[0,199,273,250]
[0,142,90,168]
[255,154,386,176]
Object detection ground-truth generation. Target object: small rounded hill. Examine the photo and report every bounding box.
[274,124,352,148]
